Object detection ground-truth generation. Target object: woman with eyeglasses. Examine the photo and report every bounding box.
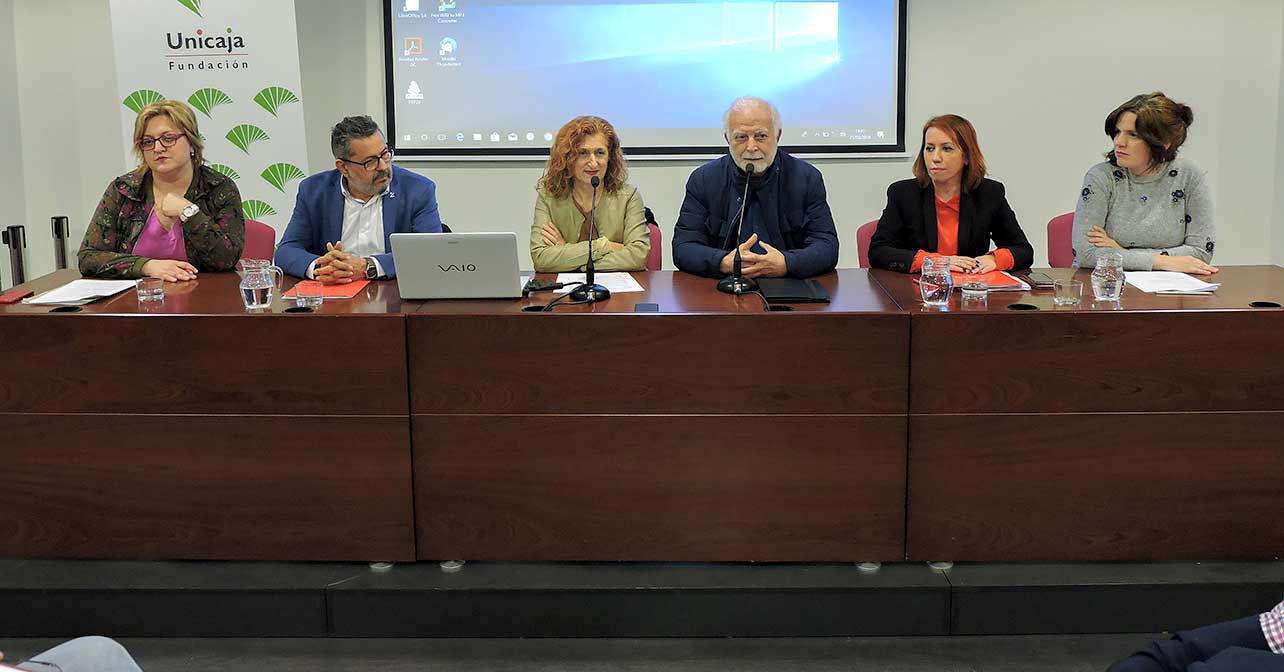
[78,100,244,281]
[530,116,650,272]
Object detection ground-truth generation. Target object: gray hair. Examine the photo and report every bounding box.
[330,115,383,160]
[722,96,782,134]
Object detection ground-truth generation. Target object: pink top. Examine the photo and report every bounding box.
[131,208,188,262]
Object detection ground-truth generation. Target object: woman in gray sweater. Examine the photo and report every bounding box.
[1072,92,1217,274]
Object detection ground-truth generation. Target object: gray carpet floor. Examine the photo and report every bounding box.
[1,633,1159,671]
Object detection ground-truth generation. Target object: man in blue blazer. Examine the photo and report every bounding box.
[275,115,444,282]
[672,96,838,279]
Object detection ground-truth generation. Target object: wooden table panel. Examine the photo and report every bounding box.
[906,412,1284,561]
[0,314,409,415]
[410,312,907,415]
[414,415,906,561]
[0,414,415,560]
[908,311,1284,414]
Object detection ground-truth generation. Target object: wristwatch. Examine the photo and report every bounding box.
[365,257,378,280]
[179,203,201,223]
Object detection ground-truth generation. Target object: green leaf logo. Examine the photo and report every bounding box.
[122,89,165,114]
[261,163,306,193]
[253,86,300,117]
[242,200,278,221]
[209,164,240,180]
[226,124,270,154]
[176,0,202,16]
[187,88,233,118]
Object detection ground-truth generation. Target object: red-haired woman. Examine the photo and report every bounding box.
[530,116,650,272]
[869,114,1032,274]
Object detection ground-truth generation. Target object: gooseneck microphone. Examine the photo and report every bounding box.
[717,162,759,295]
[569,175,611,303]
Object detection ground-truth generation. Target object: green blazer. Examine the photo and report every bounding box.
[530,184,650,272]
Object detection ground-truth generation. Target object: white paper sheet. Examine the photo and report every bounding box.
[1123,271,1220,294]
[553,272,645,294]
[26,279,138,305]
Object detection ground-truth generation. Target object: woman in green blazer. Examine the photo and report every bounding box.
[531,116,650,272]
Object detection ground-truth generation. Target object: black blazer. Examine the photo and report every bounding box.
[869,178,1033,272]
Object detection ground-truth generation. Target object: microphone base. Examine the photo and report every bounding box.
[717,275,759,295]
[569,283,612,303]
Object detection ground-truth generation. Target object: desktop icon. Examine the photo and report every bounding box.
[456,133,465,141]
[437,133,447,141]
[472,133,482,141]
[438,0,456,9]
[439,38,457,56]
[490,132,500,142]
[543,132,553,141]
[403,0,420,11]
[507,132,518,141]
[525,132,535,141]
[876,130,886,138]
[403,134,412,142]
[403,37,423,57]
[406,81,424,101]
[421,134,430,141]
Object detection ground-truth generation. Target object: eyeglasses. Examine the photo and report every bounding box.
[340,147,394,171]
[139,133,186,151]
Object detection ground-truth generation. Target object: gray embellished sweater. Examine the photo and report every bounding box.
[1071,157,1215,270]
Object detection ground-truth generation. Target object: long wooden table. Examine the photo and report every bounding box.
[870,266,1284,562]
[3,266,1283,562]
[0,270,416,561]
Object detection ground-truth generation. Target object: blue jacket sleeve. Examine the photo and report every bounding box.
[672,171,726,278]
[781,171,839,278]
[274,185,319,279]
[373,179,443,279]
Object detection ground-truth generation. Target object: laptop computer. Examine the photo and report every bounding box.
[390,232,525,299]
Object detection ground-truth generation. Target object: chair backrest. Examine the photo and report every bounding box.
[241,219,276,261]
[644,207,661,271]
[856,219,878,268]
[1047,212,1075,268]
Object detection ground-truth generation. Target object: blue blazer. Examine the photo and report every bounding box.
[274,165,444,278]
[671,152,839,279]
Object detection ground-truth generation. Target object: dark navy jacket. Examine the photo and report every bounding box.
[672,152,839,279]
[274,165,443,278]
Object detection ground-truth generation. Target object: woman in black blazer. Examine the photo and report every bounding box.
[869,114,1033,274]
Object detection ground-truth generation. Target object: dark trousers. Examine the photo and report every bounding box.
[1109,615,1284,672]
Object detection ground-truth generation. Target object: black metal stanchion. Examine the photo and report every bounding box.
[2,225,26,287]
[51,216,69,270]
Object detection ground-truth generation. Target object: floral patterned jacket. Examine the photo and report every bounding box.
[77,165,245,278]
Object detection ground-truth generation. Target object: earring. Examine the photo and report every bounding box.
[190,151,195,157]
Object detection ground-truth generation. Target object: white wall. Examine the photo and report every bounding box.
[13,0,123,283]
[0,0,27,288]
[1275,5,1284,266]
[11,0,1284,277]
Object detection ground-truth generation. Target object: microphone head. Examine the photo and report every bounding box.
[745,163,756,176]
[591,176,600,188]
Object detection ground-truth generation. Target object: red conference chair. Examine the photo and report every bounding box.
[241,219,276,261]
[644,207,662,271]
[1047,212,1075,268]
[856,219,878,268]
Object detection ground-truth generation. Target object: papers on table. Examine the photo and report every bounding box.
[950,270,1030,291]
[282,280,370,300]
[26,279,136,305]
[1124,271,1220,295]
[553,272,645,294]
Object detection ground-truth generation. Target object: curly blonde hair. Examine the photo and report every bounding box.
[537,116,628,199]
[131,100,205,172]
